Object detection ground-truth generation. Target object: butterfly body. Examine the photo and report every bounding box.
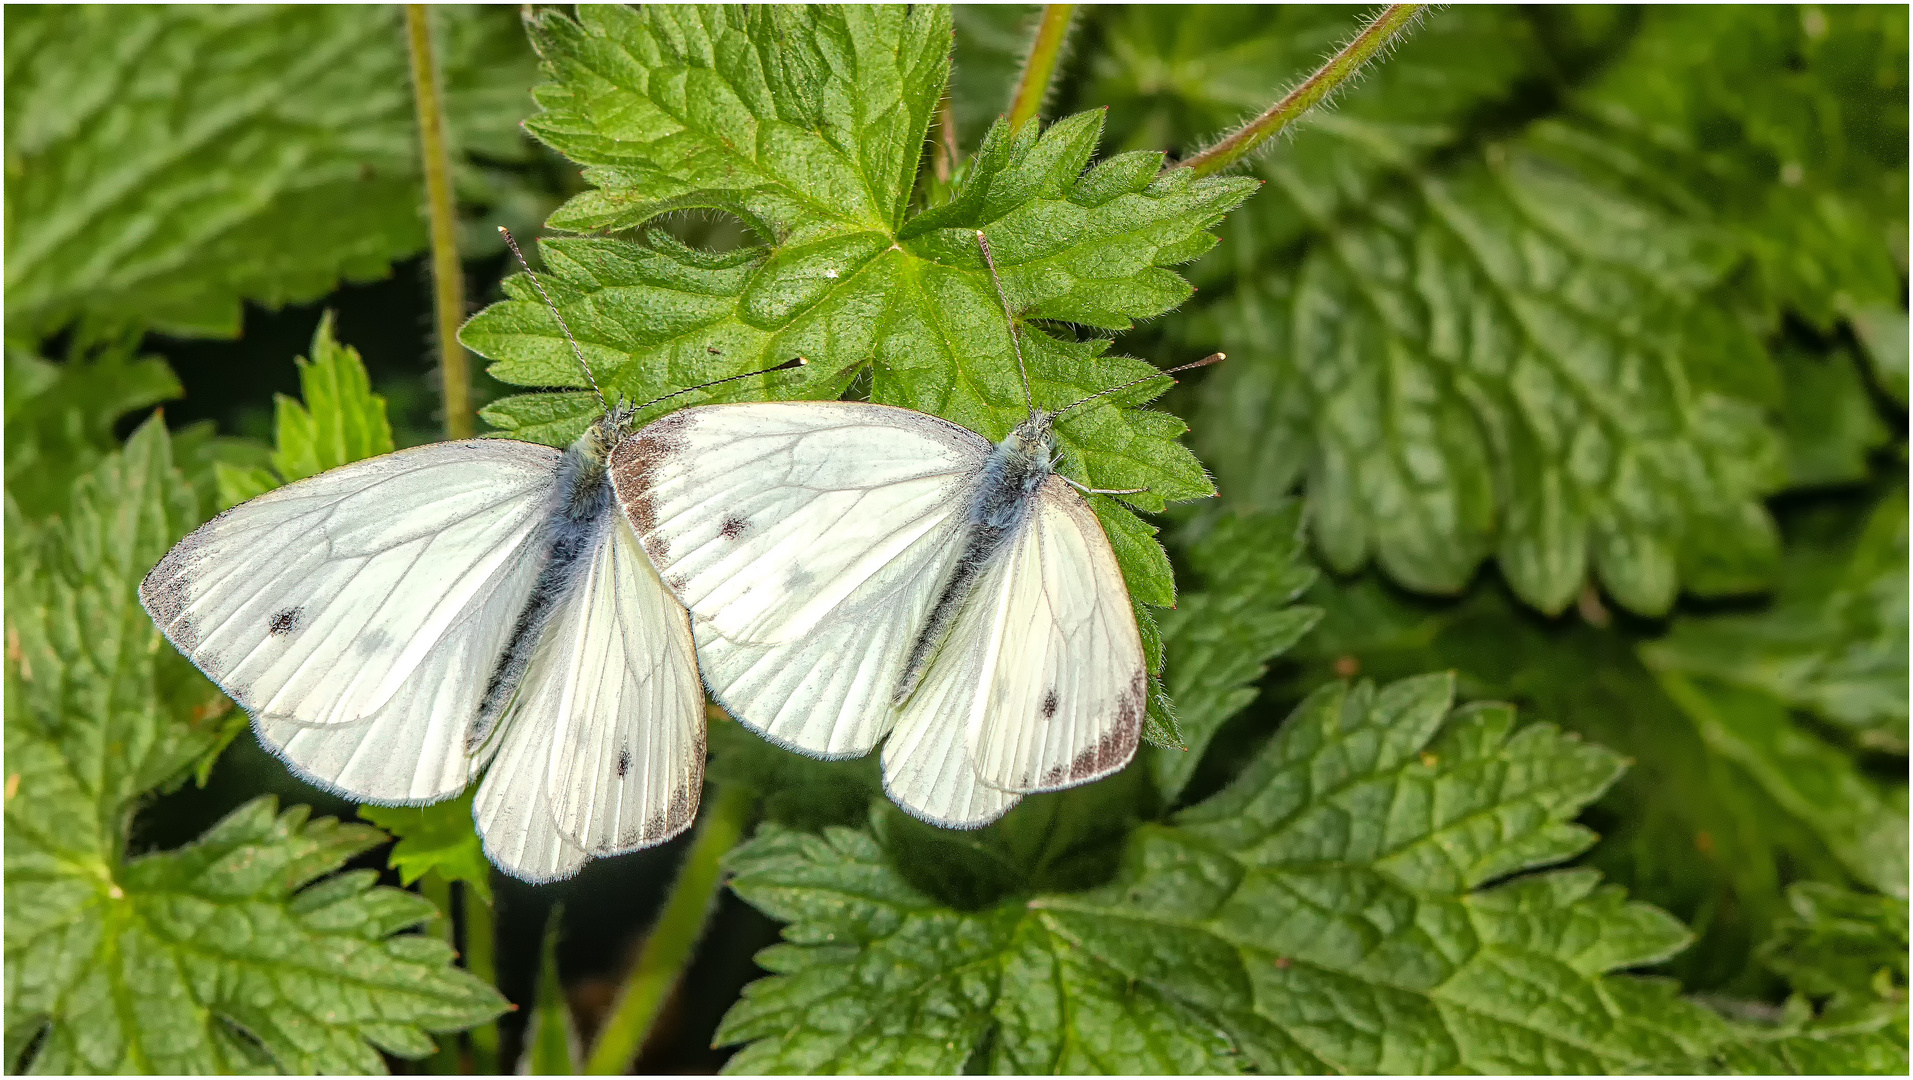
[896,413,1058,704]
[614,401,1146,829]
[471,409,630,750]
[140,405,706,882]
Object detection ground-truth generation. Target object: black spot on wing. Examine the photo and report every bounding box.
[268,607,303,636]
[720,516,749,539]
[616,749,631,778]
[1040,689,1059,719]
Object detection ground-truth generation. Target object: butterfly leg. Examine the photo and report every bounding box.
[1060,475,1147,496]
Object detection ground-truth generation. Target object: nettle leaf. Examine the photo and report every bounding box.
[1151,506,1320,802]
[359,792,493,907]
[214,315,397,509]
[4,341,181,521]
[1672,884,1909,1075]
[4,420,505,1072]
[1193,143,1785,617]
[1539,5,1908,334]
[1775,347,1893,489]
[1284,567,1908,994]
[463,4,1255,617]
[717,673,1743,1074]
[1645,485,1909,753]
[1762,883,1909,1022]
[3,5,537,341]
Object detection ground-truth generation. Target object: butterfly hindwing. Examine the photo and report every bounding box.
[613,401,992,758]
[472,515,705,883]
[968,478,1148,794]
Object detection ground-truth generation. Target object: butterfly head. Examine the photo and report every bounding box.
[1000,411,1060,478]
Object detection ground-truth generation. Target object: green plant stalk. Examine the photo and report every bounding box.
[583,784,755,1075]
[420,875,462,1073]
[1007,5,1076,133]
[404,4,474,440]
[463,884,500,1073]
[1179,4,1427,177]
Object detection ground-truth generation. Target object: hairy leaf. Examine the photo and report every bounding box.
[1192,143,1784,617]
[467,3,1253,620]
[1645,485,1908,752]
[1284,561,1907,994]
[359,792,493,907]
[3,5,538,341]
[1541,5,1908,333]
[213,316,397,509]
[717,673,1741,1073]
[1151,507,1320,801]
[3,420,505,1072]
[1091,5,1539,267]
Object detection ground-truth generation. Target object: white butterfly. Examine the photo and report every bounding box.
[611,231,1220,828]
[139,235,799,882]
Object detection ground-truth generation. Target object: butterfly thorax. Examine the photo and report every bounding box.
[892,413,1058,705]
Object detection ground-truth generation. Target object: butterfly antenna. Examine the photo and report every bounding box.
[498,226,609,412]
[632,356,809,414]
[1055,352,1227,419]
[976,230,1036,418]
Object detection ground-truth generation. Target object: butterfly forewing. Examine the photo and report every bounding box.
[252,542,544,804]
[613,401,991,758]
[140,440,560,730]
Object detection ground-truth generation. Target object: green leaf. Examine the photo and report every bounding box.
[1762,883,1908,1019]
[265,314,396,486]
[1091,5,1541,263]
[1663,883,1909,1075]
[1542,5,1908,333]
[1151,507,1320,802]
[1849,305,1910,408]
[1648,672,1908,901]
[519,907,583,1075]
[1192,143,1785,617]
[1776,347,1893,488]
[718,673,1740,1073]
[359,790,493,907]
[1283,559,1907,994]
[3,5,538,341]
[212,315,398,510]
[1645,485,1908,752]
[4,420,506,1072]
[4,338,181,521]
[467,5,1255,618]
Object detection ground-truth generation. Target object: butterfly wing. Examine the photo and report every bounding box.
[879,599,1023,829]
[471,515,705,883]
[141,440,560,725]
[140,440,561,804]
[612,401,990,758]
[967,478,1148,794]
[252,556,540,804]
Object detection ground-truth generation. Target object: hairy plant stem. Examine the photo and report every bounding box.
[1179,4,1427,178]
[1007,5,1076,133]
[405,4,473,439]
[463,884,499,1072]
[583,783,755,1074]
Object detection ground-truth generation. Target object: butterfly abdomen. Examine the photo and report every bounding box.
[470,434,615,750]
[892,428,1052,705]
